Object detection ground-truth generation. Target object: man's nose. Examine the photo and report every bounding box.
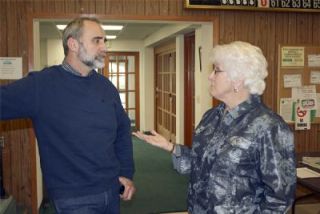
[99,40,107,51]
[100,44,107,53]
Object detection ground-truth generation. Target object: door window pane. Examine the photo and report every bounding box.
[110,75,118,88]
[109,62,117,73]
[119,74,126,90]
[118,56,126,61]
[127,56,135,73]
[119,62,126,73]
[128,74,135,90]
[119,92,126,109]
[128,92,135,109]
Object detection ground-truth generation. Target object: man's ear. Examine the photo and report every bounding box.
[67,37,79,52]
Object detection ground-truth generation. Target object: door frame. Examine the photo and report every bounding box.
[184,32,195,148]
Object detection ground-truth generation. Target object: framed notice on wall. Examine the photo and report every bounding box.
[277,45,320,129]
[184,0,320,12]
[0,57,23,80]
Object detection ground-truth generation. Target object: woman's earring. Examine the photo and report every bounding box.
[234,88,238,93]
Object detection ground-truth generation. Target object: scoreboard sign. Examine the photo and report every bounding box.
[185,0,320,12]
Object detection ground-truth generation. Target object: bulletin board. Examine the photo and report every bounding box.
[277,44,320,127]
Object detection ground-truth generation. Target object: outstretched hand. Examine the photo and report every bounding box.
[132,130,173,152]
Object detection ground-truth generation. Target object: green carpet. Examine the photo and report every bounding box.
[121,137,188,213]
[40,137,188,214]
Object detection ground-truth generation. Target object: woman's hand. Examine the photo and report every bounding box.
[132,130,174,152]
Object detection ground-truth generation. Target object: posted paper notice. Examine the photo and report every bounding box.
[292,86,317,111]
[281,47,304,67]
[280,98,294,122]
[310,71,320,84]
[308,54,320,67]
[283,74,302,88]
[0,57,22,80]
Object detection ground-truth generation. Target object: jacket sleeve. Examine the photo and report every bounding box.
[113,92,135,180]
[258,124,296,213]
[172,108,215,175]
[172,145,192,175]
[0,72,38,120]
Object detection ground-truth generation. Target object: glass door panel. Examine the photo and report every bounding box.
[103,52,140,130]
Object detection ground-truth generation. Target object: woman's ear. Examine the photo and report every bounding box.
[232,79,245,93]
[67,37,79,53]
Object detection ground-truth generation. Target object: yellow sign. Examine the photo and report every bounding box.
[281,46,305,67]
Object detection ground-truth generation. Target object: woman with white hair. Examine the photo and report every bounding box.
[134,41,296,213]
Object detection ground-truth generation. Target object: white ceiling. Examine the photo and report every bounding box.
[39,21,169,41]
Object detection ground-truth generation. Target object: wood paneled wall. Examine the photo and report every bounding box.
[0,0,320,213]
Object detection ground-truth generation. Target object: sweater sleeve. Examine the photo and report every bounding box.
[0,72,38,120]
[113,92,135,180]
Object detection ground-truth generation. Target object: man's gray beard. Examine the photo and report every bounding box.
[79,46,105,69]
[93,57,105,69]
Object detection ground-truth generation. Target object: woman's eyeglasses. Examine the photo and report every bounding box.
[213,67,224,74]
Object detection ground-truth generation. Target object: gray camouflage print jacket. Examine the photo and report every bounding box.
[173,95,296,214]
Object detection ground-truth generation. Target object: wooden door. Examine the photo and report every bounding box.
[155,41,176,143]
[184,32,195,148]
[103,52,140,130]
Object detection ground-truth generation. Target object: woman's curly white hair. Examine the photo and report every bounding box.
[210,41,268,95]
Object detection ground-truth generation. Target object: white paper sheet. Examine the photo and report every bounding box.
[308,54,320,67]
[280,98,293,122]
[297,167,320,178]
[0,57,22,80]
[310,71,320,84]
[283,74,302,88]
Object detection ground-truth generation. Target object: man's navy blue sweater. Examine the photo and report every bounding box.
[0,65,134,199]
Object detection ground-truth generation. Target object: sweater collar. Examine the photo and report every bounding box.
[62,60,95,77]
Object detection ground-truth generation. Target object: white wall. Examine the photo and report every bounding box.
[144,23,193,47]
[47,39,64,66]
[194,23,213,126]
[175,35,184,145]
[140,47,154,131]
[107,40,143,52]
[40,39,47,68]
